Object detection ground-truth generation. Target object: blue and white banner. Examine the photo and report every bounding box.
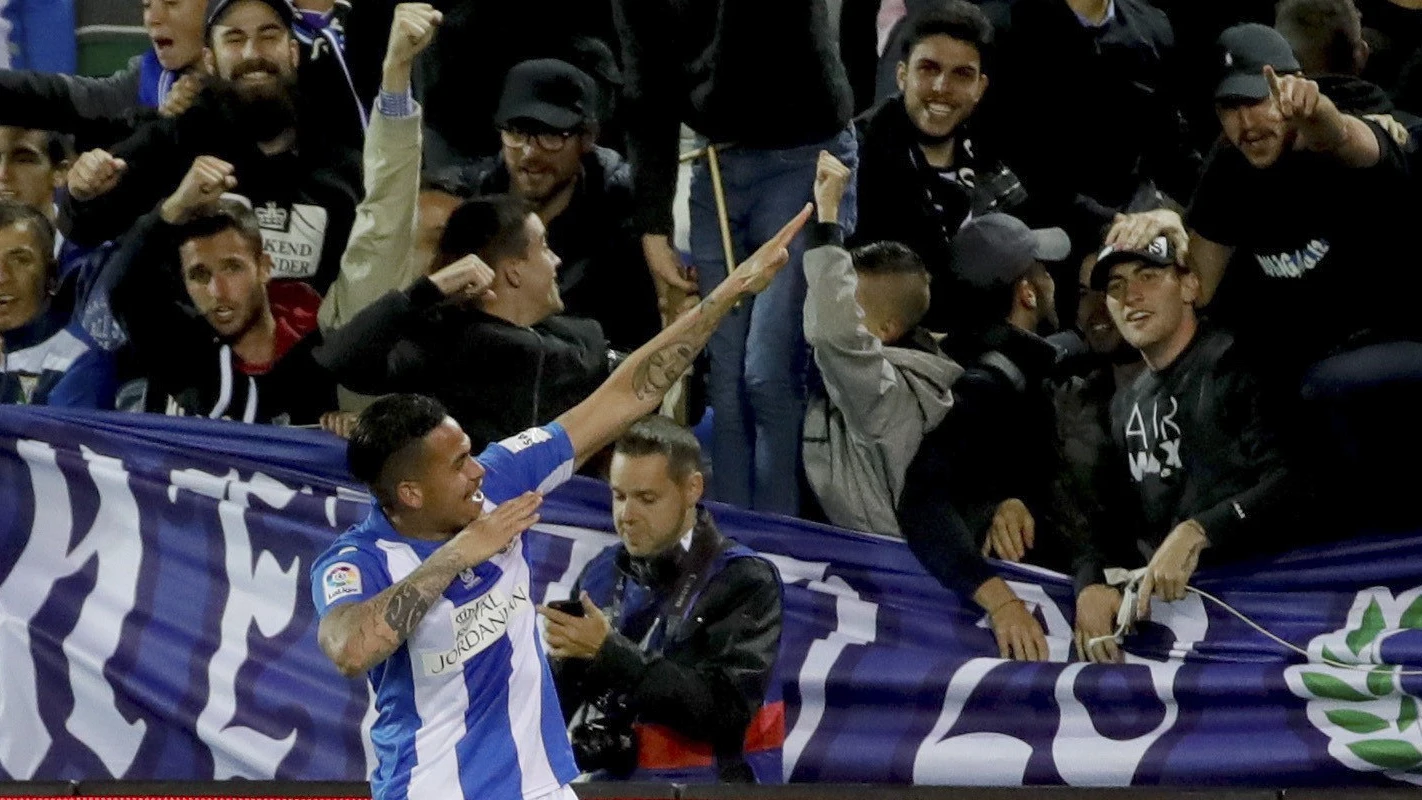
[3,408,1422,786]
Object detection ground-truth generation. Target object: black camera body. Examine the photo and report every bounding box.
[569,693,638,777]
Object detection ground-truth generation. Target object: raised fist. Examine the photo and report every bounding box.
[67,149,128,202]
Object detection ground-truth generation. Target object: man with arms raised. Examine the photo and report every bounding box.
[310,203,812,800]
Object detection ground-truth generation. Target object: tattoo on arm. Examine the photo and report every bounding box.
[629,298,726,401]
[383,583,434,640]
[632,342,697,400]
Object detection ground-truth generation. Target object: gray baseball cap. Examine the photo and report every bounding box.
[949,213,1071,290]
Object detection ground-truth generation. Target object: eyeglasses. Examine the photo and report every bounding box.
[500,128,577,153]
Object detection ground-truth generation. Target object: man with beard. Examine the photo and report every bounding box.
[461,59,659,351]
[0,0,369,153]
[107,160,344,423]
[59,0,359,297]
[896,212,1073,662]
[1184,25,1422,525]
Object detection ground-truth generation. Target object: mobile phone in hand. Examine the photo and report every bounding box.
[547,599,586,617]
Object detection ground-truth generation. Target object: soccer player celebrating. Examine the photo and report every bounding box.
[310,205,811,800]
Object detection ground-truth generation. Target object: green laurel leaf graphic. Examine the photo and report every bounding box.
[1347,739,1422,771]
[1368,667,1395,697]
[1322,645,1346,665]
[1348,599,1386,656]
[1402,596,1422,630]
[1400,696,1419,733]
[1303,672,1374,702]
[1326,709,1390,734]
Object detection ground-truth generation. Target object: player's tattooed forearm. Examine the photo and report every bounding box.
[384,583,432,639]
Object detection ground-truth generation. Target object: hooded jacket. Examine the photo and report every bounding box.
[108,211,336,425]
[0,51,170,151]
[801,223,962,535]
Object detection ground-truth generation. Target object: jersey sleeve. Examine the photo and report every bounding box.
[475,421,576,504]
[311,542,391,617]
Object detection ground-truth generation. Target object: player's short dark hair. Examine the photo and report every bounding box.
[901,1,994,64]
[348,394,450,506]
[437,194,532,269]
[613,416,703,482]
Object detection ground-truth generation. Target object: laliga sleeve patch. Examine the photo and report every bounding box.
[497,426,552,454]
[322,563,363,604]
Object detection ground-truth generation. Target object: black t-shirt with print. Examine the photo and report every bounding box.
[1187,121,1415,371]
[1108,326,1297,563]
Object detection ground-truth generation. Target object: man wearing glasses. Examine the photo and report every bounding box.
[463,59,660,352]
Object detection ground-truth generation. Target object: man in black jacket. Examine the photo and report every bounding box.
[1073,236,1299,662]
[853,2,1031,329]
[60,0,359,296]
[615,0,857,515]
[461,59,659,351]
[110,175,338,424]
[316,194,612,452]
[897,212,1071,662]
[541,416,783,783]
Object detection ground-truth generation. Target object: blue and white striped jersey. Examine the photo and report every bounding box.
[312,423,580,800]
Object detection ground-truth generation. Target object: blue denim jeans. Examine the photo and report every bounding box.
[690,126,858,514]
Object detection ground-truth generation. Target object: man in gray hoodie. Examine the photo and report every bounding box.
[801,151,962,534]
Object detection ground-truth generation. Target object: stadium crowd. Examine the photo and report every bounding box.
[4,0,1422,675]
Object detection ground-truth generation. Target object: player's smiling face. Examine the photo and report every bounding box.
[417,419,488,534]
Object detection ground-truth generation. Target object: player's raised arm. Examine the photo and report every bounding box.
[555,204,813,465]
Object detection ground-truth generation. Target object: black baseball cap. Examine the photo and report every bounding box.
[1089,236,1178,290]
[206,0,296,38]
[949,213,1071,290]
[494,59,598,132]
[1214,23,1302,103]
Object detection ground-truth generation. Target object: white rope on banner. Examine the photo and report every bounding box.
[1088,568,1422,675]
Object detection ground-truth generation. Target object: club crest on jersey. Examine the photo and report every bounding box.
[420,584,531,676]
[459,568,481,589]
[322,563,362,604]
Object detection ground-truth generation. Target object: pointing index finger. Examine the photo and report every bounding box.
[1264,64,1282,103]
[770,203,813,248]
